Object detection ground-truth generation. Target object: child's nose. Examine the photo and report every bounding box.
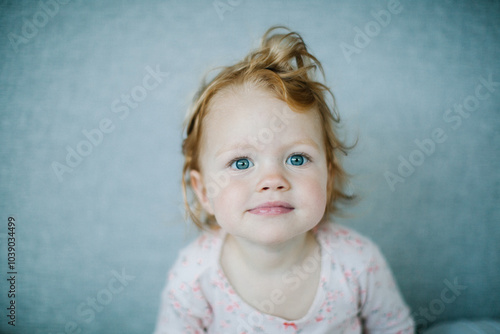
[256,167,290,192]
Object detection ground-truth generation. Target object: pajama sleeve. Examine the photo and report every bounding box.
[358,244,415,334]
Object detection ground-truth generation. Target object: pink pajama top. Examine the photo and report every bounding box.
[154,223,414,333]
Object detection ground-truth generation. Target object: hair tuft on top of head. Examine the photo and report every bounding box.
[253,26,325,81]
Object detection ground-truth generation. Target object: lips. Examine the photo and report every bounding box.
[247,201,294,216]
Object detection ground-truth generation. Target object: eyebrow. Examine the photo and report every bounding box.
[215,138,321,157]
[291,138,321,151]
[215,143,255,157]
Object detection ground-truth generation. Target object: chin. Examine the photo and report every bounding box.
[251,225,310,246]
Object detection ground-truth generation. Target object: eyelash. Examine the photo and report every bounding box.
[226,152,313,168]
[292,152,313,163]
[226,155,252,168]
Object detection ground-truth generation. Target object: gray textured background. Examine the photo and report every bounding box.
[1,0,499,333]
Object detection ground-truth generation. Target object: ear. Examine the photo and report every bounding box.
[190,170,215,215]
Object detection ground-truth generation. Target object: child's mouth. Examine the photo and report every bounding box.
[247,201,294,215]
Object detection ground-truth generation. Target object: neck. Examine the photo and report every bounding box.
[224,231,318,275]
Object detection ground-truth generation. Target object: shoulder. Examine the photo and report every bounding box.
[167,229,223,286]
[315,223,414,332]
[315,222,386,271]
[159,230,223,313]
[315,222,378,252]
[155,231,223,331]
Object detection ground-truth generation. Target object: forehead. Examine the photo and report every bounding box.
[207,85,279,121]
[204,85,323,142]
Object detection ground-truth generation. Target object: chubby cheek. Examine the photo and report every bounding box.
[298,174,328,221]
[210,180,248,225]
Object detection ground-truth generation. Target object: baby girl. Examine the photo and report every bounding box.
[154,26,414,333]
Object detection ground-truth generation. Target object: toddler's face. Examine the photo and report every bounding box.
[191,86,328,245]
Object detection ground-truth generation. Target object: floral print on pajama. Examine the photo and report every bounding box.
[154,223,414,333]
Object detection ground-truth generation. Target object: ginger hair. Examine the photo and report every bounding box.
[181,26,354,230]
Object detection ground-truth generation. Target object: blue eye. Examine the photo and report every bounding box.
[230,158,254,170]
[287,154,309,166]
